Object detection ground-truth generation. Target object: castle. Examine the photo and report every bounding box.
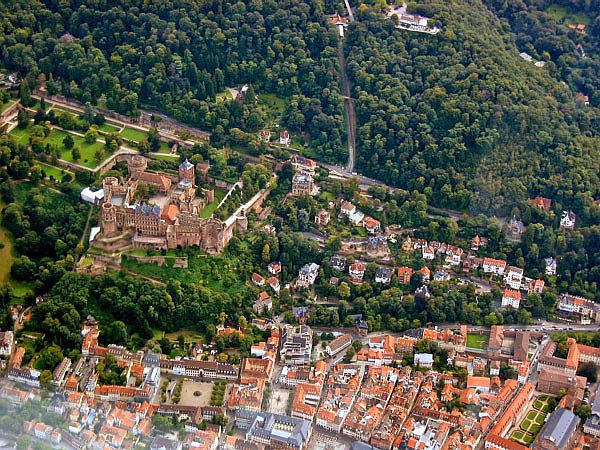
[96,155,246,254]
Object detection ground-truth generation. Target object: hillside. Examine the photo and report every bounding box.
[346,0,600,215]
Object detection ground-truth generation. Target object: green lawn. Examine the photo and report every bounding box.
[216,90,234,102]
[158,141,172,153]
[37,162,73,182]
[0,99,16,113]
[9,126,33,145]
[521,419,532,430]
[466,333,488,349]
[199,188,226,218]
[151,153,179,161]
[120,127,148,142]
[98,122,120,133]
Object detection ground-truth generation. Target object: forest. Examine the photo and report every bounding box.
[0,0,346,161]
[346,0,600,215]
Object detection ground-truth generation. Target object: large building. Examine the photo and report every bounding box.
[280,325,313,365]
[95,156,247,253]
[531,408,580,450]
[237,410,312,450]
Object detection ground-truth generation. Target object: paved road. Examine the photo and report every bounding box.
[337,39,356,174]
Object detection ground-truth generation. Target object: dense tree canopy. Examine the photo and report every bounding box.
[346,0,600,214]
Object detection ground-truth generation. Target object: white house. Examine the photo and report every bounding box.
[279,130,291,147]
[560,210,576,229]
[340,201,356,216]
[349,262,366,284]
[375,267,393,284]
[501,288,521,309]
[349,211,365,225]
[544,257,557,275]
[504,266,524,290]
[422,247,435,260]
[482,258,507,275]
[297,263,320,288]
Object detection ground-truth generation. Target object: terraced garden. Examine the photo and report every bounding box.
[510,395,550,446]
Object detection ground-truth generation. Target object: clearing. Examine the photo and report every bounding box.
[466,333,488,349]
[546,5,590,24]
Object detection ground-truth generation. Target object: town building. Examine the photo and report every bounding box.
[290,155,317,177]
[349,262,366,284]
[560,210,576,229]
[531,408,580,450]
[501,288,521,309]
[483,258,507,275]
[584,387,600,437]
[279,130,291,146]
[0,331,14,357]
[325,334,352,357]
[414,353,433,369]
[297,263,319,288]
[314,209,331,226]
[545,257,557,275]
[240,411,312,450]
[504,266,524,290]
[397,267,413,285]
[331,255,347,272]
[268,262,281,275]
[253,292,272,314]
[291,174,315,197]
[375,267,393,284]
[362,216,381,234]
[280,325,313,365]
[529,196,552,211]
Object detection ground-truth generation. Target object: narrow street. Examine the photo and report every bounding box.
[337,39,356,174]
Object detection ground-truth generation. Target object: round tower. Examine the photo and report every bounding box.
[101,202,117,235]
[179,159,195,184]
[128,155,147,178]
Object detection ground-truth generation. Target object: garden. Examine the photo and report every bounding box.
[510,395,550,446]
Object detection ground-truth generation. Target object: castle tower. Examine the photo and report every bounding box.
[179,159,195,185]
[128,155,148,179]
[101,202,117,235]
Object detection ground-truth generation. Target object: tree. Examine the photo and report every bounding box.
[63,134,74,149]
[72,147,81,161]
[40,369,53,387]
[29,165,43,183]
[577,362,598,382]
[575,404,592,420]
[148,127,160,152]
[94,148,104,161]
[35,344,64,370]
[16,435,32,450]
[343,346,355,363]
[262,243,271,263]
[84,127,99,144]
[338,282,351,299]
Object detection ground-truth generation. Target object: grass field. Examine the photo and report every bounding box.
[467,333,488,349]
[97,122,120,133]
[38,162,73,182]
[199,188,226,218]
[10,126,104,168]
[546,4,591,24]
[511,400,548,446]
[533,396,552,413]
[120,127,148,142]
